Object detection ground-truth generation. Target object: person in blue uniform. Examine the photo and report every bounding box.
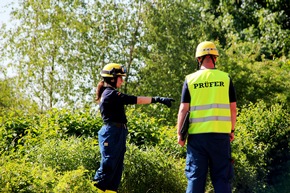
[177,41,237,193]
[93,63,174,193]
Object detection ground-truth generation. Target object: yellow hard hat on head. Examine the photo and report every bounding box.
[100,63,127,78]
[195,41,219,58]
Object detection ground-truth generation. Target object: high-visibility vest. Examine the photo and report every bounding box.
[186,69,231,134]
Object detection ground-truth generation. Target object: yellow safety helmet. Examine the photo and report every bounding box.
[195,41,219,58]
[100,63,127,78]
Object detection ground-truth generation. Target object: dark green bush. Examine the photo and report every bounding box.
[232,101,290,192]
[0,110,39,154]
[126,108,165,146]
[221,43,290,109]
[51,109,103,137]
[0,109,103,156]
[265,160,290,193]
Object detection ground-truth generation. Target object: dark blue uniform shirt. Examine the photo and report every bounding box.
[100,87,137,124]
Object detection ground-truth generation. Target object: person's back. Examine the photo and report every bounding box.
[186,69,232,134]
[177,41,237,193]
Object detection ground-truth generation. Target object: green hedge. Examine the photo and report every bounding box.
[120,144,187,193]
[0,138,186,192]
[232,101,290,192]
[0,104,289,192]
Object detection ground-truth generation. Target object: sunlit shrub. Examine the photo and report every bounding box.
[26,137,99,172]
[53,166,97,193]
[232,101,290,192]
[120,144,187,193]
[0,158,58,192]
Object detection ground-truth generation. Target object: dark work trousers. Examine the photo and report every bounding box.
[93,124,128,191]
[185,133,233,193]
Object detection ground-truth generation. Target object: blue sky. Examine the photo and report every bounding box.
[0,0,16,78]
[0,0,15,25]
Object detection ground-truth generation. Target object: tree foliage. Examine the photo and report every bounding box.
[0,0,146,111]
[0,0,289,113]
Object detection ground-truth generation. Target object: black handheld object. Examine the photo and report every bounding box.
[180,111,190,141]
[152,97,175,107]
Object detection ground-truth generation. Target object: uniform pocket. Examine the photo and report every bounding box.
[99,125,121,158]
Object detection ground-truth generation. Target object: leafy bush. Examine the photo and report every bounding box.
[26,137,99,173]
[0,110,39,154]
[126,108,186,158]
[265,160,290,193]
[126,108,165,147]
[0,109,103,156]
[0,158,97,193]
[0,158,58,192]
[232,101,290,192]
[0,139,187,192]
[1,103,290,192]
[53,166,97,193]
[120,144,187,193]
[0,136,99,192]
[157,125,186,158]
[222,42,290,109]
[51,109,103,137]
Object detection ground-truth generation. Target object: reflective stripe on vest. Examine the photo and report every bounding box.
[190,116,231,123]
[186,69,231,134]
[190,104,230,111]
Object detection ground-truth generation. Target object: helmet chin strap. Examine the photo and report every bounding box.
[197,56,206,70]
[196,59,199,70]
[210,55,216,67]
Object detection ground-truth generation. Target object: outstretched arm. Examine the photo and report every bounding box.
[136,97,152,104]
[137,96,175,107]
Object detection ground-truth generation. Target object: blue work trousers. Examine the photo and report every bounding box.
[94,124,128,191]
[185,133,233,193]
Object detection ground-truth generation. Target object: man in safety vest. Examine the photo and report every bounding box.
[177,41,237,193]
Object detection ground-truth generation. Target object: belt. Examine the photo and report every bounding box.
[105,122,127,128]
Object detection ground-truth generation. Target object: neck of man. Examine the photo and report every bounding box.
[199,55,216,69]
[200,62,215,69]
